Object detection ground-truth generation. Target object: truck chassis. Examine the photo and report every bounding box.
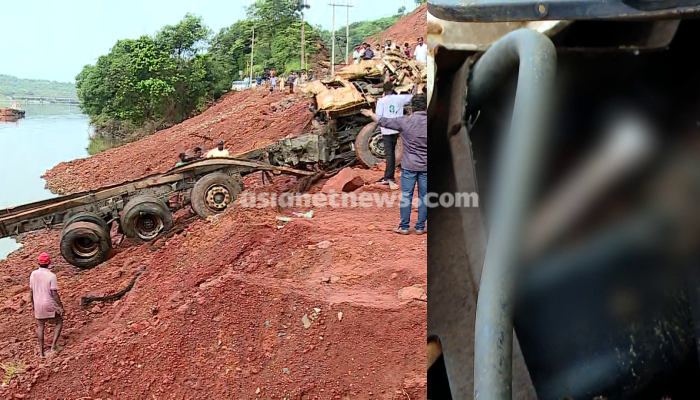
[0,158,314,269]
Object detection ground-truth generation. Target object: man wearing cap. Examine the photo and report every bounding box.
[29,253,64,358]
[206,140,231,158]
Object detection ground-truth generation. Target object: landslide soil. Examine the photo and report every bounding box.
[42,89,314,196]
[367,4,427,49]
[1,88,427,399]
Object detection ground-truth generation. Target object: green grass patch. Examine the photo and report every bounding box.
[1,360,25,385]
[86,135,115,155]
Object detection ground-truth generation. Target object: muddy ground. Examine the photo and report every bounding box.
[1,88,427,399]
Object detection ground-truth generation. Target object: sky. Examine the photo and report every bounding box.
[0,0,412,83]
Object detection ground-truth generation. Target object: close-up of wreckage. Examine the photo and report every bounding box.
[250,50,427,170]
[427,0,700,399]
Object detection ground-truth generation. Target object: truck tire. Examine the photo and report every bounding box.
[121,196,172,242]
[190,172,241,219]
[63,211,110,233]
[60,221,112,269]
[355,122,403,168]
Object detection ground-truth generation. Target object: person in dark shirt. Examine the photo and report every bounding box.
[362,43,374,60]
[361,94,427,234]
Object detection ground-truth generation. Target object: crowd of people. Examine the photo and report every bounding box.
[251,68,310,94]
[242,36,426,92]
[352,36,427,64]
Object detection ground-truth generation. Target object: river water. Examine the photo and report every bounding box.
[0,104,89,259]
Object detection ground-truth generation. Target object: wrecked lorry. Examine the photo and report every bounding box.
[293,51,426,169]
[428,1,700,399]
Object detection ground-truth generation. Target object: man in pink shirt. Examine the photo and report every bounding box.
[29,252,64,357]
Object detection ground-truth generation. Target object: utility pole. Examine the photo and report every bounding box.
[345,1,350,65]
[331,3,335,76]
[329,2,353,76]
[250,25,255,85]
[301,0,305,71]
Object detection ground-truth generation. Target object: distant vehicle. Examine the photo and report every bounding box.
[231,81,249,91]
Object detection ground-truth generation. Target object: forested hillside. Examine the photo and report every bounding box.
[0,74,76,99]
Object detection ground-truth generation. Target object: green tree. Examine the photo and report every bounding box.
[0,75,77,99]
[415,0,426,5]
[76,14,224,152]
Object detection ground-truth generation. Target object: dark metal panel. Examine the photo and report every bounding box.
[428,0,700,22]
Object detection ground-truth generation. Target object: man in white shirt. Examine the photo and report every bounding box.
[374,83,413,184]
[206,140,230,158]
[414,36,428,63]
[352,46,361,65]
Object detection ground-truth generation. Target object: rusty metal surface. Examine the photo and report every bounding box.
[429,48,536,399]
[428,0,700,22]
[467,29,557,400]
[427,9,569,55]
[428,55,483,400]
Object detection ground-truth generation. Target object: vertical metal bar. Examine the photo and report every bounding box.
[467,28,556,400]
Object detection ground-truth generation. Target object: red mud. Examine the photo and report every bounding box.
[367,4,428,49]
[1,88,426,398]
[42,90,314,196]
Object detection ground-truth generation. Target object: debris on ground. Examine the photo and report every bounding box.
[321,167,365,193]
[0,165,426,398]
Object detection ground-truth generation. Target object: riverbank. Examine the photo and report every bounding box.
[0,104,89,260]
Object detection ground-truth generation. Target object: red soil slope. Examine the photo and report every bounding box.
[1,84,427,398]
[367,4,428,48]
[42,90,314,196]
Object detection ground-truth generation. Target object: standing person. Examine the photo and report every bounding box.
[403,42,411,58]
[374,44,383,58]
[374,82,413,185]
[270,75,277,94]
[288,73,295,94]
[256,75,262,87]
[29,253,63,358]
[362,43,374,60]
[206,140,230,158]
[352,46,361,64]
[270,68,276,79]
[278,76,285,92]
[414,36,428,63]
[361,94,427,234]
[384,39,394,51]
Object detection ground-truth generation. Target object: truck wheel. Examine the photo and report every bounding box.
[60,221,112,269]
[191,172,241,219]
[121,196,173,242]
[355,122,403,168]
[63,211,110,233]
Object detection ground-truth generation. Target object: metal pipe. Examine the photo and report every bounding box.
[468,29,556,399]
